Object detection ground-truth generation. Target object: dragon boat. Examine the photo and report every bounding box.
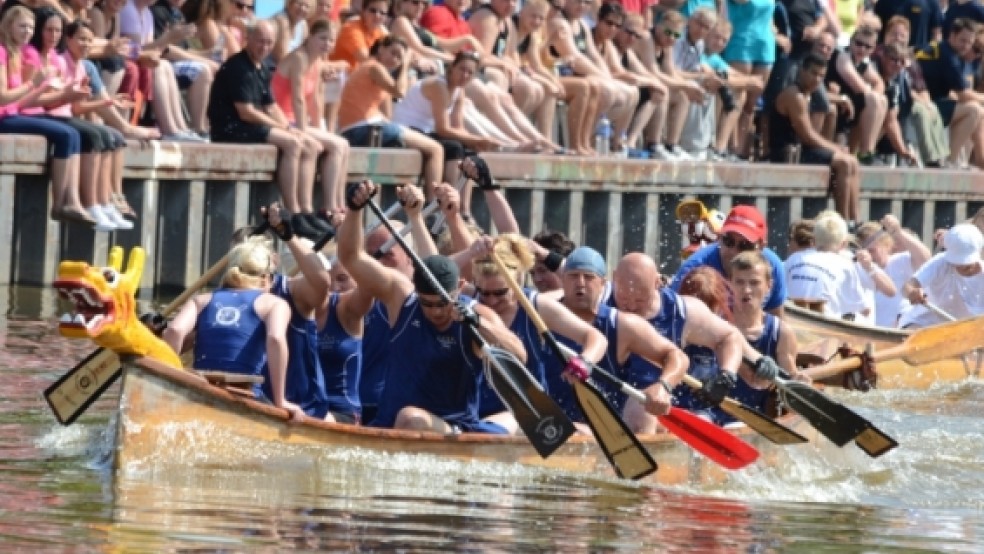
[786,303,980,389]
[53,246,821,485]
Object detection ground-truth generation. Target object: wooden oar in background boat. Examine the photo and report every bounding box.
[802,313,984,382]
[489,252,657,479]
[679,375,809,445]
[366,198,575,458]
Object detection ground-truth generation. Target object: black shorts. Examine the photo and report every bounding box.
[638,85,652,105]
[425,132,471,161]
[212,122,271,144]
[800,146,835,166]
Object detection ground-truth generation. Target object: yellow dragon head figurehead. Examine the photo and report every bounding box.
[53,246,182,368]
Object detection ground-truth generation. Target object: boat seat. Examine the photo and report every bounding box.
[790,298,826,314]
[198,371,264,392]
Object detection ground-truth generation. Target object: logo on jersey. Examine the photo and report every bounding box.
[437,335,457,349]
[214,303,247,326]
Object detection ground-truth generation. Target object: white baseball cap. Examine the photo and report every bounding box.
[943,224,983,266]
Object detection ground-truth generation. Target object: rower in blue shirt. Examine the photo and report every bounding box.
[549,247,689,433]
[339,181,527,434]
[163,238,304,419]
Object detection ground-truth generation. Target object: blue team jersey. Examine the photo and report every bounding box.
[477,288,550,418]
[371,294,495,432]
[916,40,975,101]
[317,292,363,420]
[359,300,391,414]
[611,287,687,390]
[264,274,329,418]
[194,288,267,398]
[724,314,781,422]
[670,243,787,311]
[543,303,626,422]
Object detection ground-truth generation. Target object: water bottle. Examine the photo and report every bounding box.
[595,116,611,156]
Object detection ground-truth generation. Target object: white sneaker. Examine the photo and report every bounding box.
[102,204,134,230]
[668,145,693,161]
[651,144,680,161]
[87,205,118,232]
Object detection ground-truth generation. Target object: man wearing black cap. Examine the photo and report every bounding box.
[338,181,527,434]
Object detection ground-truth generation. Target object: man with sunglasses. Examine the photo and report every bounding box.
[339,180,527,434]
[610,12,671,157]
[670,205,788,317]
[824,26,889,165]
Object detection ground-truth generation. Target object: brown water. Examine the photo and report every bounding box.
[2,286,983,552]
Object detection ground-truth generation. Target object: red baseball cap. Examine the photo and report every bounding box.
[720,205,767,244]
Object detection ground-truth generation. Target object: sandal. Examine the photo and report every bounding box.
[57,206,97,226]
[113,193,138,220]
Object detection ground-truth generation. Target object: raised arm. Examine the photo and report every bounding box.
[460,155,520,234]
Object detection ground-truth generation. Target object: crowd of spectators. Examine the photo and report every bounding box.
[3,0,984,233]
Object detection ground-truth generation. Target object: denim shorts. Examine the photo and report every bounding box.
[340,122,405,148]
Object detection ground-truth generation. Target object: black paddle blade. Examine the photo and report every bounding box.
[854,425,899,458]
[485,347,575,458]
[572,379,658,480]
[776,380,867,447]
[43,348,122,425]
[719,399,810,445]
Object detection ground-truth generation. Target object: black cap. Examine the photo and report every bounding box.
[413,255,460,295]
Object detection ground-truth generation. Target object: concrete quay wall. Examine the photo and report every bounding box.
[1,135,982,292]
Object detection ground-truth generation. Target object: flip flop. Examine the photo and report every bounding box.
[58,206,97,227]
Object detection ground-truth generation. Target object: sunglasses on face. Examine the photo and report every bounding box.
[234,0,254,12]
[853,40,874,50]
[476,286,509,297]
[418,296,451,308]
[366,7,388,15]
[721,234,756,252]
[663,28,682,39]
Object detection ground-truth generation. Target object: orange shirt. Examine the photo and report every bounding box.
[328,20,388,70]
[337,62,389,130]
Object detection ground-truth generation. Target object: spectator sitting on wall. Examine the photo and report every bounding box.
[672,7,719,160]
[328,0,388,69]
[703,20,764,161]
[270,0,312,65]
[208,20,331,240]
[770,52,862,224]
[609,11,669,156]
[825,26,889,164]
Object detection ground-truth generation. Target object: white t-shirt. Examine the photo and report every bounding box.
[784,248,868,319]
[855,262,877,326]
[874,252,914,327]
[898,254,984,328]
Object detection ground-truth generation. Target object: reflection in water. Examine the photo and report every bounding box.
[1,284,983,551]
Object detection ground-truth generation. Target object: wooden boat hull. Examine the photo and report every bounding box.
[116,358,819,485]
[786,303,977,390]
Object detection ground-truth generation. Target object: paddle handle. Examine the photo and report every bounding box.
[925,302,957,322]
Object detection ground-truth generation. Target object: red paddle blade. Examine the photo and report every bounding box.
[658,407,759,470]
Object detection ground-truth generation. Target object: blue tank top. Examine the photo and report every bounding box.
[262,274,330,418]
[616,288,688,390]
[194,288,267,397]
[359,300,390,410]
[370,294,486,430]
[543,303,625,422]
[477,288,550,418]
[725,313,780,419]
[316,293,363,419]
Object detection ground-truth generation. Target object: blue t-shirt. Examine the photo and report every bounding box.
[679,0,717,17]
[942,1,984,35]
[896,0,944,50]
[916,40,974,101]
[670,243,788,311]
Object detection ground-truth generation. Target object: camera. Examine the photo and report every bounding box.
[716,70,737,113]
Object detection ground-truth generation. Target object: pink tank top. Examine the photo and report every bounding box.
[0,45,25,118]
[19,46,47,116]
[271,57,321,124]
